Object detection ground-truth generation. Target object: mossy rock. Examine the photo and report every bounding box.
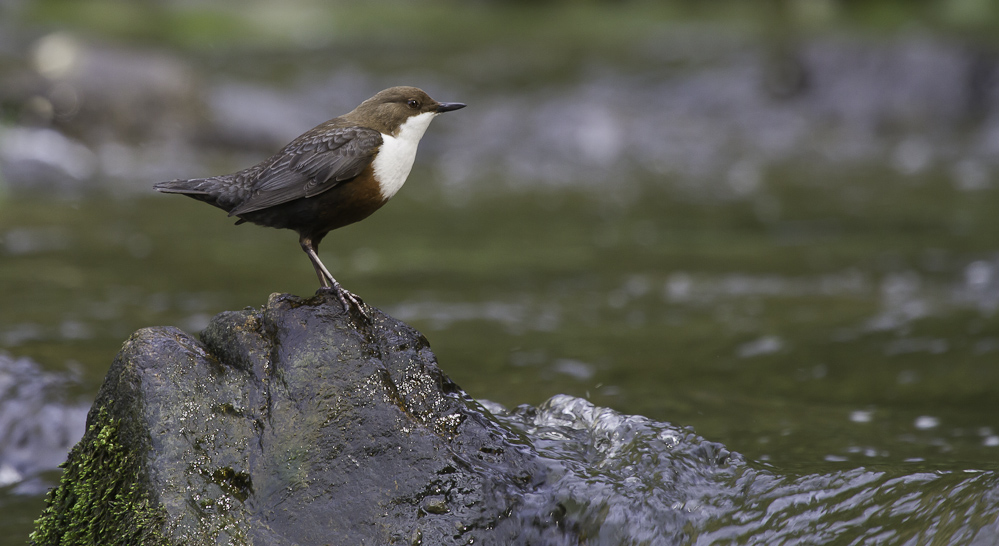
[31,291,570,545]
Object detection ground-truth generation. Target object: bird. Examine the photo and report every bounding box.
[154,86,465,310]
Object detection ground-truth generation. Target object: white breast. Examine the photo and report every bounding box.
[371,111,437,200]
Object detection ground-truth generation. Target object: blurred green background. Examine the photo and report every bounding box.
[2,0,999,542]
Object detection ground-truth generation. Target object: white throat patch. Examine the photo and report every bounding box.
[372,111,437,200]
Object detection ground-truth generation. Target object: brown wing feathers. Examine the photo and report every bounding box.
[227,127,383,216]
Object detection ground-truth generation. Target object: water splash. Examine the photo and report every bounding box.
[486,395,999,545]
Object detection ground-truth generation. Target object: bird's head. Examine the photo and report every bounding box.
[347,86,465,137]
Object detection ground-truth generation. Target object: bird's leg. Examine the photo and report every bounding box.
[300,236,334,289]
[299,235,365,313]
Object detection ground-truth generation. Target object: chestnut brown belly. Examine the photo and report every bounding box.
[235,169,387,240]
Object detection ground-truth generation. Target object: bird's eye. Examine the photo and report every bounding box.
[407,99,419,109]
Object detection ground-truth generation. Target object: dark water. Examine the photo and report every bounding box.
[3,2,999,542]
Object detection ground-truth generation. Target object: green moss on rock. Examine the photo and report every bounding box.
[30,405,167,546]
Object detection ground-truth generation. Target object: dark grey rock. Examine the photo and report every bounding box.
[31,291,575,546]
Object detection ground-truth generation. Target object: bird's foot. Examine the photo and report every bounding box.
[339,287,368,316]
[319,282,370,321]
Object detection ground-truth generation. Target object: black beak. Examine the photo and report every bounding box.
[436,102,466,113]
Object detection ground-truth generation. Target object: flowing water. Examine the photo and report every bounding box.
[493,395,999,544]
[2,3,999,543]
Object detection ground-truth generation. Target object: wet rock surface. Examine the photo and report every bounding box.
[30,291,576,546]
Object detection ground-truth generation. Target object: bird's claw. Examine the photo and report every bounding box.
[319,283,370,321]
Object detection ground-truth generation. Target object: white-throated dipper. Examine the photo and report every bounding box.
[154,86,465,309]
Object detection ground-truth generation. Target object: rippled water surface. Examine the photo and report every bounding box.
[493,395,999,545]
[3,2,999,543]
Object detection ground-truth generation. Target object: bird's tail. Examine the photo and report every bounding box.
[153,178,233,211]
[153,178,213,195]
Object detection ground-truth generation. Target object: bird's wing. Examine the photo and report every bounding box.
[228,126,383,216]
